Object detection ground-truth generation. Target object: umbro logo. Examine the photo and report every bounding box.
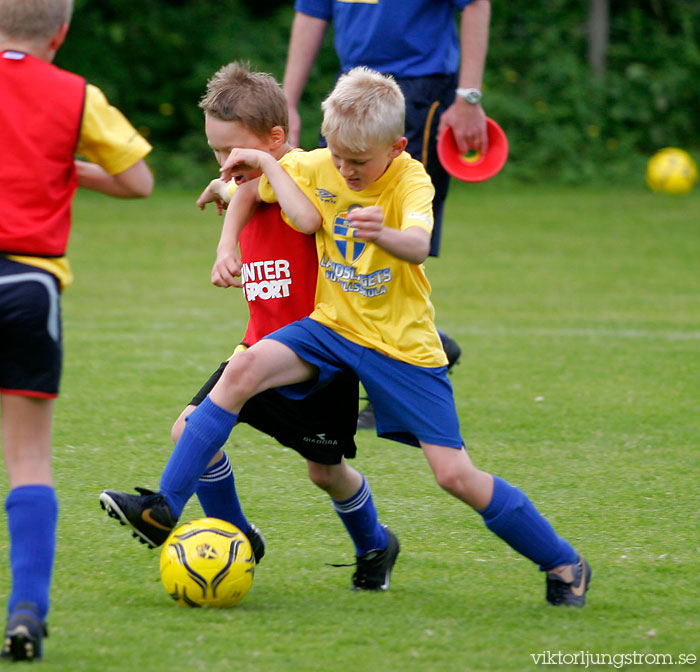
[316,188,337,203]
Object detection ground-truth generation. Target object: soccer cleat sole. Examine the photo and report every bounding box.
[99,491,160,549]
[2,626,41,661]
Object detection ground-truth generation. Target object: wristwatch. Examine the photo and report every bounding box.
[456,87,482,105]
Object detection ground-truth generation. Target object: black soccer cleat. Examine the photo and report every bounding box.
[1,602,47,662]
[352,527,400,591]
[245,523,266,565]
[99,487,177,549]
[546,554,592,607]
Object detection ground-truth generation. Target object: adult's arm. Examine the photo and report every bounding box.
[438,0,491,154]
[282,12,329,147]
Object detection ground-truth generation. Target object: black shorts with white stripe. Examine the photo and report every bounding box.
[0,256,62,397]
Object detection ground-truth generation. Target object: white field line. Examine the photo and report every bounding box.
[447,325,700,341]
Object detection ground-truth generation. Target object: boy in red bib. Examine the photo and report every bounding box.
[0,0,153,660]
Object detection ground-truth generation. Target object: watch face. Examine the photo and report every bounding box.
[457,88,482,105]
[465,90,481,104]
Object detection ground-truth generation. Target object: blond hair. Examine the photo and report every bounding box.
[321,67,405,152]
[0,0,73,42]
[199,62,288,139]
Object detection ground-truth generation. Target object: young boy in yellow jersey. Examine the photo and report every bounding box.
[122,67,590,606]
[100,63,396,591]
[0,0,153,660]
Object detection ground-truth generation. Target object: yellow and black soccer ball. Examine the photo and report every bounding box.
[160,518,255,608]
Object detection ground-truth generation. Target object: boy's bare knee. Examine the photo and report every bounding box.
[307,462,335,491]
[218,351,259,399]
[430,456,492,509]
[307,460,362,500]
[433,467,466,496]
[423,446,469,491]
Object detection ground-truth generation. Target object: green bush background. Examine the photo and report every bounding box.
[56,0,700,186]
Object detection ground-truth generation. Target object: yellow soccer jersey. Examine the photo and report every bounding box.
[259,148,448,367]
[9,84,152,288]
[77,84,153,176]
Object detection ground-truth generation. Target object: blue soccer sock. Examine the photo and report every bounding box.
[5,485,58,621]
[333,476,387,556]
[478,476,578,571]
[160,396,238,519]
[195,451,250,534]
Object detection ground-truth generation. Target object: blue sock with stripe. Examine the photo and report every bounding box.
[5,485,58,621]
[160,396,238,519]
[195,451,250,534]
[479,476,578,571]
[333,476,387,556]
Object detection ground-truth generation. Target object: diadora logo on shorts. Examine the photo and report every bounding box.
[333,205,366,263]
[315,188,337,203]
[241,259,292,301]
[303,433,339,446]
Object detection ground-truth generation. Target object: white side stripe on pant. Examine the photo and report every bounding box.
[0,272,60,342]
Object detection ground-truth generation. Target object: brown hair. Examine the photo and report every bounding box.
[199,62,288,138]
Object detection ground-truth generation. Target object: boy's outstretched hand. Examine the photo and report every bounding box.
[197,178,230,215]
[211,247,243,288]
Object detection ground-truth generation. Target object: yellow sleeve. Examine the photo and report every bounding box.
[258,173,277,204]
[226,180,237,200]
[398,166,434,235]
[256,150,316,232]
[76,84,152,175]
[257,148,314,204]
[401,191,434,234]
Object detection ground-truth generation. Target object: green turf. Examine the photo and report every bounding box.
[1,184,698,671]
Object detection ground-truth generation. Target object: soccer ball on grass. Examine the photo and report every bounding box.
[160,518,255,607]
[645,148,698,194]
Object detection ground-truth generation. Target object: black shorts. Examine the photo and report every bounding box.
[188,361,359,465]
[0,256,62,397]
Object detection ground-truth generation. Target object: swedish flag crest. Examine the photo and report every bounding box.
[333,206,366,263]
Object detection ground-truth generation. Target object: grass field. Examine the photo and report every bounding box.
[1,183,699,671]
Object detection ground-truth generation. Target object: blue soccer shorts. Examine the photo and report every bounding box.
[0,257,62,398]
[265,317,464,449]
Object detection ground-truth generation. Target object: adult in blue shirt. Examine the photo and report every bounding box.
[282,0,491,257]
